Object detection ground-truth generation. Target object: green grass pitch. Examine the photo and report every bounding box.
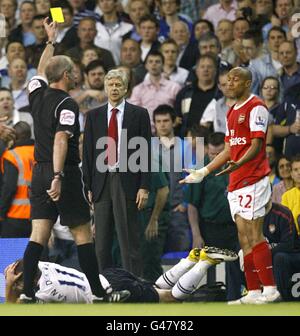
[0,302,299,316]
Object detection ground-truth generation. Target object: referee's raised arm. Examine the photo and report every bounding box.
[37,18,57,77]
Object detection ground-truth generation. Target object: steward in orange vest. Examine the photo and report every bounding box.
[0,121,34,237]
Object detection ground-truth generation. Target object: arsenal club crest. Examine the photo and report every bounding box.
[238,113,246,124]
[268,224,276,234]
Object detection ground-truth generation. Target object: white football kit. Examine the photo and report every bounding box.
[35,262,93,303]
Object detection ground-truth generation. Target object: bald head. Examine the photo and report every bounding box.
[45,55,74,84]
[229,67,252,82]
[170,21,190,46]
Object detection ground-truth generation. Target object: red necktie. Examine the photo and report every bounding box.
[107,108,118,166]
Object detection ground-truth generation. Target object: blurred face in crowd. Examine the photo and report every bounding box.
[170,21,190,47]
[208,143,224,161]
[32,18,47,42]
[35,0,50,15]
[129,0,149,25]
[217,20,233,45]
[199,39,219,57]
[277,157,291,179]
[59,8,74,28]
[194,21,212,41]
[196,58,216,83]
[161,42,178,66]
[69,0,85,10]
[120,39,141,67]
[261,78,279,102]
[154,113,174,137]
[78,20,97,43]
[145,55,163,77]
[98,0,117,14]
[291,161,300,186]
[242,38,259,61]
[275,0,293,19]
[0,0,16,20]
[278,42,297,68]
[105,76,127,104]
[8,58,27,83]
[87,66,106,90]
[268,29,286,52]
[82,48,99,67]
[139,20,158,43]
[233,19,250,40]
[218,73,230,97]
[255,0,273,15]
[20,2,36,25]
[160,0,179,16]
[0,90,14,118]
[72,63,83,86]
[7,42,26,62]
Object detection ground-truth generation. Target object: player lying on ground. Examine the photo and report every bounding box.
[5,247,237,303]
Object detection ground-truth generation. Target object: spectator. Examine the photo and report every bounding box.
[138,14,161,62]
[278,41,300,96]
[169,20,199,71]
[203,0,237,30]
[0,0,17,29]
[0,87,33,135]
[282,154,300,235]
[158,0,193,42]
[201,68,235,133]
[26,15,47,69]
[54,1,78,54]
[217,19,235,65]
[250,26,286,84]
[153,104,191,252]
[120,38,146,85]
[193,19,214,42]
[129,51,181,132]
[262,0,293,41]
[94,0,133,64]
[69,0,100,27]
[186,132,238,250]
[0,121,34,238]
[126,0,150,41]
[66,17,115,71]
[8,1,36,47]
[1,41,36,85]
[80,47,100,68]
[34,0,50,15]
[231,17,250,66]
[175,54,219,137]
[160,38,188,86]
[272,155,294,203]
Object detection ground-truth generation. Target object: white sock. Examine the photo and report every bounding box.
[171,260,211,300]
[262,286,277,296]
[247,290,262,297]
[155,258,197,289]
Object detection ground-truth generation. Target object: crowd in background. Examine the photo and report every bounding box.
[0,0,300,301]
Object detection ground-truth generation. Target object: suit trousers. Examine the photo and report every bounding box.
[94,172,142,276]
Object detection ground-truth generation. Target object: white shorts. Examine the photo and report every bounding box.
[227,176,271,221]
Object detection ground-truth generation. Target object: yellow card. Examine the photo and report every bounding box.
[50,7,64,23]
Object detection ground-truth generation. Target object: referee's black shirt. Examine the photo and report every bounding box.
[28,76,80,165]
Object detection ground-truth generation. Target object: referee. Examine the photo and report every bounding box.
[20,18,129,303]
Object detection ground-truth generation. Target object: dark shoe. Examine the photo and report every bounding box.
[92,290,131,303]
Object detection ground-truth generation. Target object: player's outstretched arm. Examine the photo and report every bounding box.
[180,143,231,183]
[37,18,57,77]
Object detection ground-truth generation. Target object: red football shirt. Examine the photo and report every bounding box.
[225,94,271,192]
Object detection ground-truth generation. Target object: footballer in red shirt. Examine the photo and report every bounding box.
[181,67,281,304]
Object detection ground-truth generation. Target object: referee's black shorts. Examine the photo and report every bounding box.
[30,163,91,228]
[102,268,159,303]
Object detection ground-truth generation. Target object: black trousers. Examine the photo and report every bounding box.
[94,173,142,276]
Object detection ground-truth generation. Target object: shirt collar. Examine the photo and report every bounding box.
[144,76,167,87]
[108,99,125,114]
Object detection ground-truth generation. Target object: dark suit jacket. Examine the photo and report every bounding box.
[179,41,199,71]
[82,101,152,202]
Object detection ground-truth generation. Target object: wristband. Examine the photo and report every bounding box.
[46,40,55,46]
[53,171,64,179]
